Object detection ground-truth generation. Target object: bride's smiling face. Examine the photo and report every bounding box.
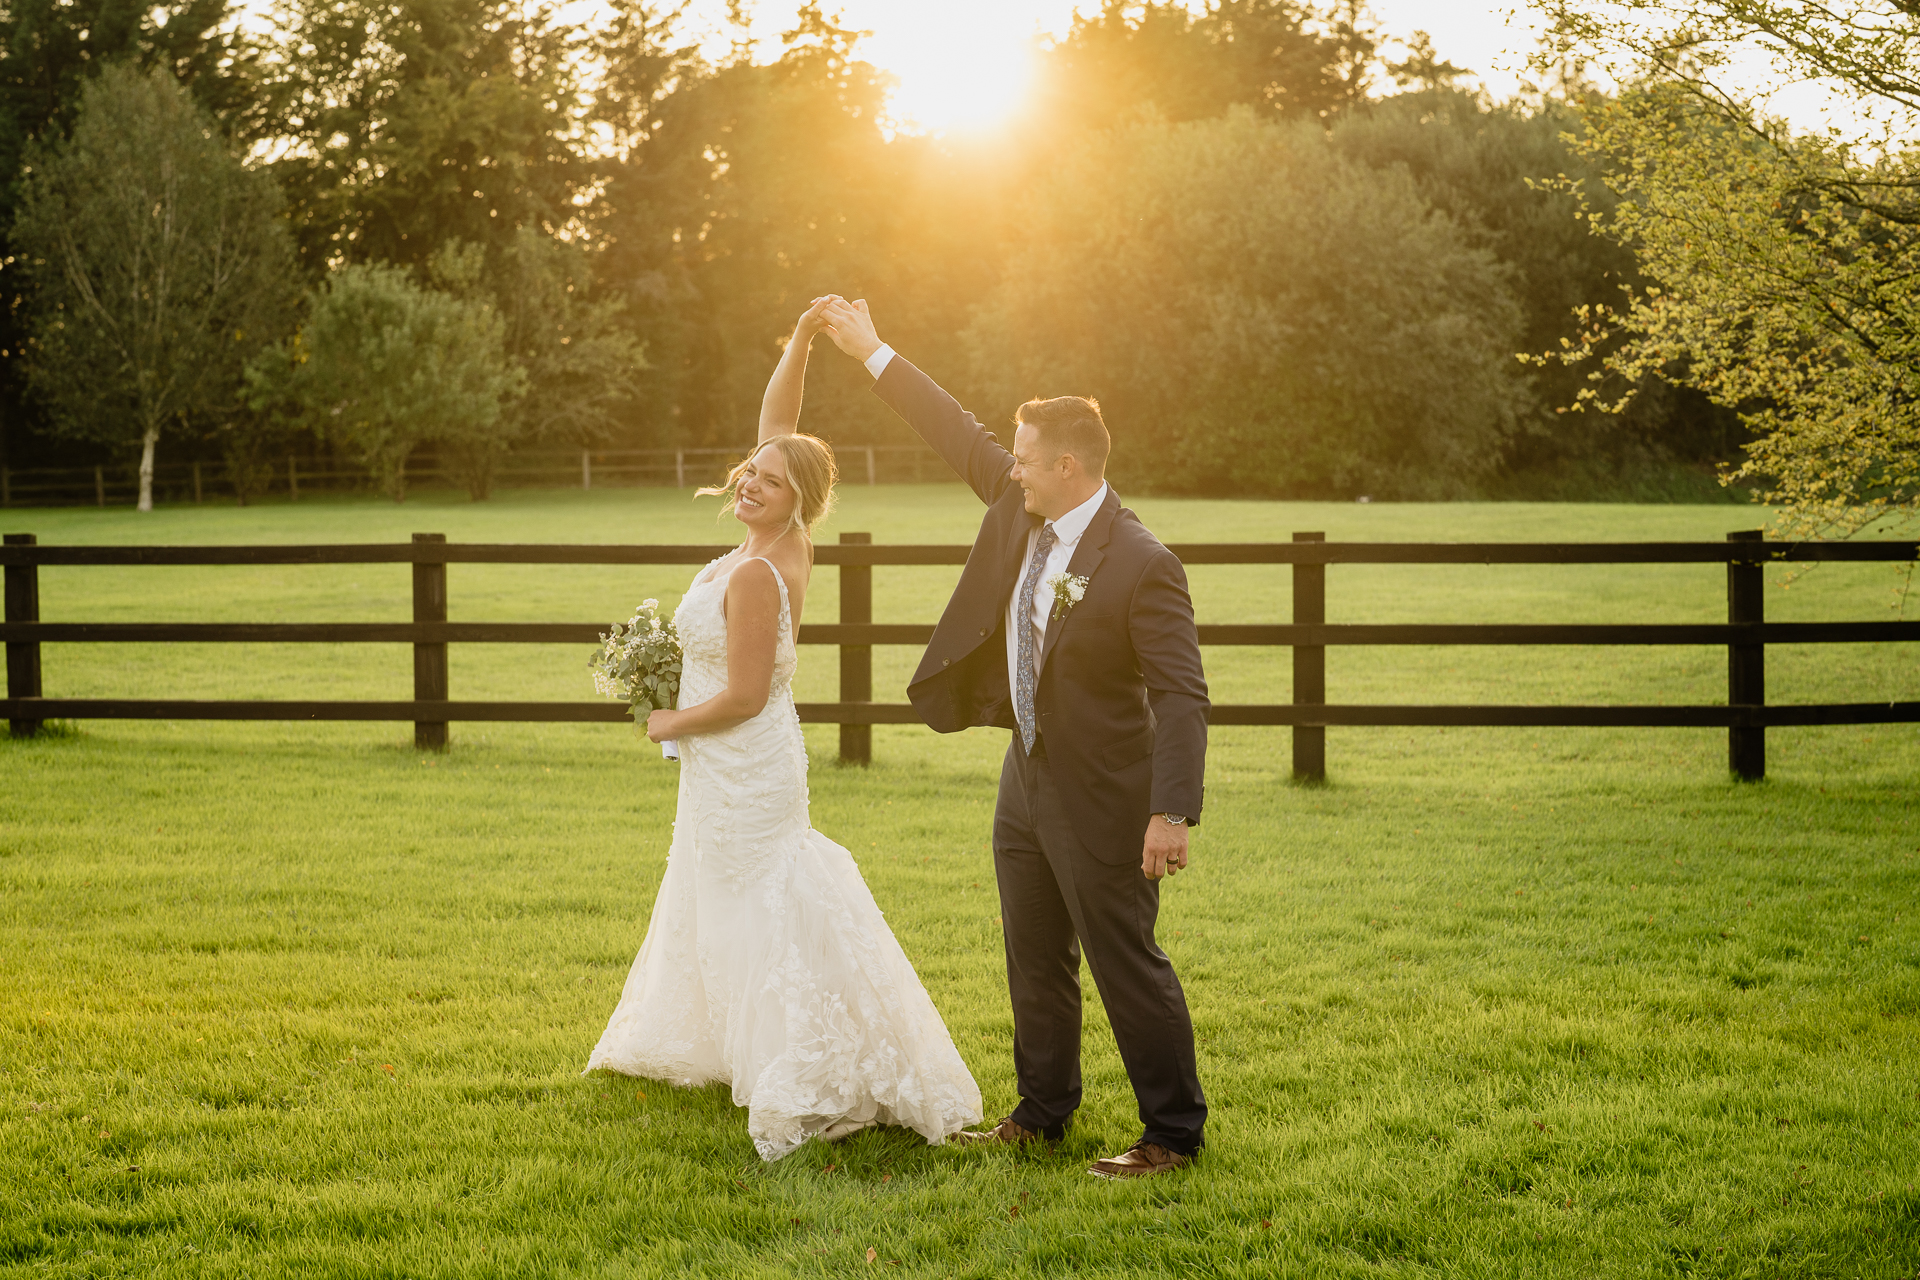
[735,445,798,531]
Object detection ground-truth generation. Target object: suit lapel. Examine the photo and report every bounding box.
[1036,487,1117,677]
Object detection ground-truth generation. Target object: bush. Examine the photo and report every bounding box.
[249,265,525,501]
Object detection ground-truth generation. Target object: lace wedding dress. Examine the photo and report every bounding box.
[585,551,982,1160]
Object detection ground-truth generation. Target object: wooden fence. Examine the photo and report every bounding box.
[4,530,1918,781]
[0,444,950,507]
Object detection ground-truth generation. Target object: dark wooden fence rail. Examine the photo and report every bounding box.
[5,530,1919,780]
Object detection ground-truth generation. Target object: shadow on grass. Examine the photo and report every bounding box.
[4,719,83,742]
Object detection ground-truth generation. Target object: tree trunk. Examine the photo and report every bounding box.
[468,454,493,501]
[137,426,159,512]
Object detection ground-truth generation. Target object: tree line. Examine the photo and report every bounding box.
[1535,0,1920,546]
[0,0,1741,507]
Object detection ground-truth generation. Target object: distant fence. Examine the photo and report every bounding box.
[0,445,951,507]
[4,530,1918,781]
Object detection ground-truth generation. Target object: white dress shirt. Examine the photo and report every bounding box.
[1006,482,1109,702]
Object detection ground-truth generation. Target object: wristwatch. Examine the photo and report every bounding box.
[1159,813,1189,827]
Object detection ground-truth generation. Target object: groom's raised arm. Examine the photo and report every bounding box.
[820,298,1015,507]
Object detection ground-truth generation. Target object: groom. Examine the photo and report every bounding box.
[820,298,1209,1179]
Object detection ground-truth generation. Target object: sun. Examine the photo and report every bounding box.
[880,38,1038,135]
[851,1,1058,135]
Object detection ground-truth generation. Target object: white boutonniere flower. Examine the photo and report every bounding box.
[1045,571,1090,622]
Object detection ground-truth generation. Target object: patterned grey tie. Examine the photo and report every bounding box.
[1014,522,1058,754]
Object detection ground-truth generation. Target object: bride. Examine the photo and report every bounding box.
[584,298,982,1160]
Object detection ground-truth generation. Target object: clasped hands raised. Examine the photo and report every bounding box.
[793,294,883,363]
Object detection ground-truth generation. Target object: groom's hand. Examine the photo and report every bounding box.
[1142,816,1189,881]
[821,297,882,362]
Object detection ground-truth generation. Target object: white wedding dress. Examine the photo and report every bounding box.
[585,551,982,1160]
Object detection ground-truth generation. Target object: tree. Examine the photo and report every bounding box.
[1537,1,1920,539]
[1031,0,1378,132]
[250,263,524,501]
[964,110,1529,498]
[11,64,298,510]
[0,0,268,471]
[431,230,648,448]
[592,4,914,447]
[258,0,594,277]
[1384,31,1471,92]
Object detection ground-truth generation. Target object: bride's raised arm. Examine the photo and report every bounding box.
[758,297,835,443]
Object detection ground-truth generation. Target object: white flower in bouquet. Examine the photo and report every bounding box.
[589,599,684,758]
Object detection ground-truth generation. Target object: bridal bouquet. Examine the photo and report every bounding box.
[589,600,683,760]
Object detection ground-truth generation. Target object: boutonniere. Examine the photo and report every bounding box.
[1044,571,1090,622]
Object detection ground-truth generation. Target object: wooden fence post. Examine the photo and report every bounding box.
[94,467,105,507]
[675,449,686,489]
[413,533,448,751]
[865,446,877,486]
[192,462,202,505]
[1728,529,1766,781]
[5,533,42,738]
[839,531,872,765]
[1292,531,1326,782]
[2,469,10,507]
[288,457,299,501]
[581,451,592,491]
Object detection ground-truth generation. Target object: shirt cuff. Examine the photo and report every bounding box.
[863,343,896,380]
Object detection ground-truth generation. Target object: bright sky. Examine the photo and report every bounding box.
[698,2,1877,137]
[696,1,1551,133]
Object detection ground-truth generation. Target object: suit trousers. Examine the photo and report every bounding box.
[992,735,1207,1155]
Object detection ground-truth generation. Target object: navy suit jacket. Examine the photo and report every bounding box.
[873,356,1209,857]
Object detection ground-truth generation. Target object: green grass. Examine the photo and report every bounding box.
[3,488,1918,1278]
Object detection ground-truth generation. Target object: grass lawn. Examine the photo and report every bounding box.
[3,487,1918,1278]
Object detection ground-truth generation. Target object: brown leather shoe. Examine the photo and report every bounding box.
[951,1116,1046,1147]
[1087,1140,1191,1179]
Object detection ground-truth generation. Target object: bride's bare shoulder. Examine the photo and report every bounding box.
[744,534,807,581]
[729,543,807,598]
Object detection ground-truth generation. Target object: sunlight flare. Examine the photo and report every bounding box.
[843,0,1059,134]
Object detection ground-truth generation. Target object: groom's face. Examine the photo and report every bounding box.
[1011,423,1068,518]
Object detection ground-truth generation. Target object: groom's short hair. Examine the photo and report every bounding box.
[1016,396,1110,476]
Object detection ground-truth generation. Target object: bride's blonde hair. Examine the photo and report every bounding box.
[699,434,839,534]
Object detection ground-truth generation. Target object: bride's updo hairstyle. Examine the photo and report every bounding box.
[700,433,839,535]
